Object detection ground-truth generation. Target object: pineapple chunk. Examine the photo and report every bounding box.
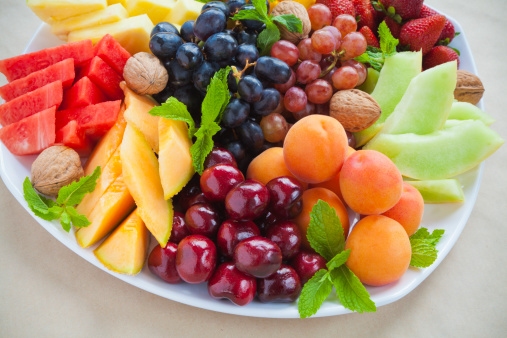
[28,0,107,23]
[164,0,203,25]
[125,0,177,25]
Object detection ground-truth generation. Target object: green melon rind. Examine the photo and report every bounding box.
[448,101,495,126]
[405,179,465,203]
[364,120,504,180]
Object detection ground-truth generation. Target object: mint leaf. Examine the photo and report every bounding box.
[257,22,280,56]
[326,249,350,271]
[272,15,303,33]
[409,239,438,268]
[251,0,268,20]
[307,200,345,261]
[191,122,221,174]
[426,229,445,245]
[60,210,71,232]
[354,21,398,71]
[201,67,231,126]
[66,206,91,228]
[149,97,197,138]
[232,9,267,22]
[410,227,430,239]
[378,21,399,55]
[331,266,376,313]
[23,177,50,214]
[298,269,333,318]
[56,166,101,206]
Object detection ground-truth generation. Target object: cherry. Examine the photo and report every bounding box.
[200,164,244,202]
[266,221,302,260]
[216,219,260,258]
[185,203,221,238]
[204,147,238,169]
[233,236,282,278]
[256,210,280,235]
[169,211,190,243]
[225,180,270,221]
[176,175,203,211]
[148,243,181,284]
[266,176,303,220]
[176,235,217,284]
[257,265,302,303]
[208,262,257,306]
[290,251,327,284]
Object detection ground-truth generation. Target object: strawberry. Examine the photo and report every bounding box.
[378,0,423,20]
[383,17,401,39]
[399,15,446,55]
[316,0,356,20]
[422,46,460,70]
[419,5,457,44]
[351,0,376,31]
[359,26,380,48]
[418,4,439,18]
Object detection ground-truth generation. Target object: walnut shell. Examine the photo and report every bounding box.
[123,52,168,96]
[330,89,381,132]
[31,146,84,196]
[454,70,484,105]
[271,1,311,45]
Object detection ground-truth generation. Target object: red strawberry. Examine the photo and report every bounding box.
[316,0,356,20]
[379,0,423,20]
[399,15,446,55]
[351,0,376,31]
[359,26,380,48]
[422,45,460,70]
[418,4,439,18]
[419,5,456,44]
[383,17,401,39]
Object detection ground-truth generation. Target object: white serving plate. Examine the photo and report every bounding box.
[0,12,484,318]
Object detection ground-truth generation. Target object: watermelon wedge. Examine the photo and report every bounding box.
[0,81,63,126]
[56,100,121,139]
[94,34,131,75]
[0,59,75,102]
[60,76,107,110]
[0,106,56,156]
[56,120,93,156]
[0,40,94,82]
[79,56,123,100]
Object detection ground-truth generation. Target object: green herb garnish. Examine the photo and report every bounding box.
[409,228,445,268]
[354,21,399,71]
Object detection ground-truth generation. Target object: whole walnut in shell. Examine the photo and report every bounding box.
[330,89,381,132]
[123,52,168,95]
[454,70,484,105]
[271,1,311,44]
[31,146,84,196]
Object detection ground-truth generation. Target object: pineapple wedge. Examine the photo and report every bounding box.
[164,0,203,25]
[28,0,107,23]
[125,0,177,25]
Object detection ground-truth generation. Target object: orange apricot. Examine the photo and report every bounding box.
[292,187,349,251]
[339,150,403,215]
[381,182,424,236]
[345,215,411,286]
[283,115,348,184]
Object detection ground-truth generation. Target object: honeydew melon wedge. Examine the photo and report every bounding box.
[356,68,380,94]
[447,101,495,126]
[405,179,465,203]
[364,120,504,180]
[353,51,422,146]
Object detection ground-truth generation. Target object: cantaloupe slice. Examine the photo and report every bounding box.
[28,0,107,23]
[406,179,464,203]
[159,118,194,199]
[75,175,136,248]
[121,123,173,247]
[94,208,149,275]
[121,82,160,153]
[447,101,495,126]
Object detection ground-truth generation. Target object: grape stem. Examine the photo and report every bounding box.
[319,50,345,78]
[232,60,257,80]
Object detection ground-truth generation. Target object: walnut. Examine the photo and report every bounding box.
[454,70,484,105]
[271,1,311,45]
[123,52,168,96]
[329,89,381,132]
[31,146,84,196]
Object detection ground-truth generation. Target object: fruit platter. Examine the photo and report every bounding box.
[0,0,503,319]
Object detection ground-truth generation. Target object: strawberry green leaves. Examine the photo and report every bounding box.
[409,228,445,268]
[23,166,101,232]
[355,21,399,71]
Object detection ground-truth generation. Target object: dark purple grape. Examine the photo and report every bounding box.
[202,1,230,17]
[150,32,184,60]
[227,0,246,16]
[224,141,246,164]
[193,8,227,41]
[193,61,220,93]
[203,33,238,63]
[238,75,263,102]
[235,44,259,68]
[236,120,264,151]
[252,88,281,116]
[173,85,204,119]
[180,20,196,42]
[165,60,193,87]
[222,98,250,128]
[227,70,238,92]
[237,30,257,45]
[239,4,265,31]
[254,56,292,84]
[152,85,174,104]
[176,43,203,70]
[151,22,179,37]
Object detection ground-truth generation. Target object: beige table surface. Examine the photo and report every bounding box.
[1,0,506,336]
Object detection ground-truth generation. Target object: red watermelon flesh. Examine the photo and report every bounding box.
[0,81,63,126]
[79,56,123,101]
[56,100,121,139]
[0,106,55,156]
[0,40,93,82]
[94,34,131,76]
[60,76,107,110]
[0,59,75,102]
[56,120,93,156]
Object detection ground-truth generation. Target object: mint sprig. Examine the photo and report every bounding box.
[23,166,101,232]
[409,228,445,268]
[354,21,399,71]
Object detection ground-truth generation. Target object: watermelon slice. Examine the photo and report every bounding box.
[94,34,131,75]
[56,120,93,156]
[0,40,94,82]
[79,56,124,100]
[0,106,56,156]
[60,76,107,110]
[0,59,75,102]
[0,81,63,126]
[56,100,121,139]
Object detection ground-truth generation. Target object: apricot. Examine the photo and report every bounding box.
[345,215,411,286]
[283,115,348,184]
[247,147,308,189]
[292,188,349,251]
[339,150,403,215]
[381,182,424,236]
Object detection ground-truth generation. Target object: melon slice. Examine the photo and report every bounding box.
[0,40,93,82]
[0,59,74,102]
[356,68,379,94]
[447,101,495,126]
[27,0,107,22]
[164,0,203,25]
[79,56,124,100]
[55,120,93,156]
[0,106,55,156]
[94,34,131,75]
[0,81,63,126]
[125,0,176,25]
[60,76,107,110]
[94,208,149,275]
[364,120,504,180]
[406,179,464,203]
[121,123,173,247]
[158,118,194,199]
[353,51,422,146]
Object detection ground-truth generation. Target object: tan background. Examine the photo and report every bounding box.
[1,0,506,336]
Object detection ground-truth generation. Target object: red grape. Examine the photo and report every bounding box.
[331,66,359,90]
[332,14,357,37]
[260,113,289,143]
[296,60,321,84]
[284,87,308,113]
[292,101,316,121]
[341,59,367,86]
[271,40,300,66]
[321,26,342,49]
[274,69,296,93]
[297,38,322,62]
[305,79,333,104]
[308,4,332,30]
[339,32,367,60]
[311,29,336,54]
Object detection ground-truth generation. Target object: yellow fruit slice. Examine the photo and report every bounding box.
[121,123,173,247]
[125,0,177,25]
[94,209,149,275]
[164,0,203,25]
[28,0,107,23]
